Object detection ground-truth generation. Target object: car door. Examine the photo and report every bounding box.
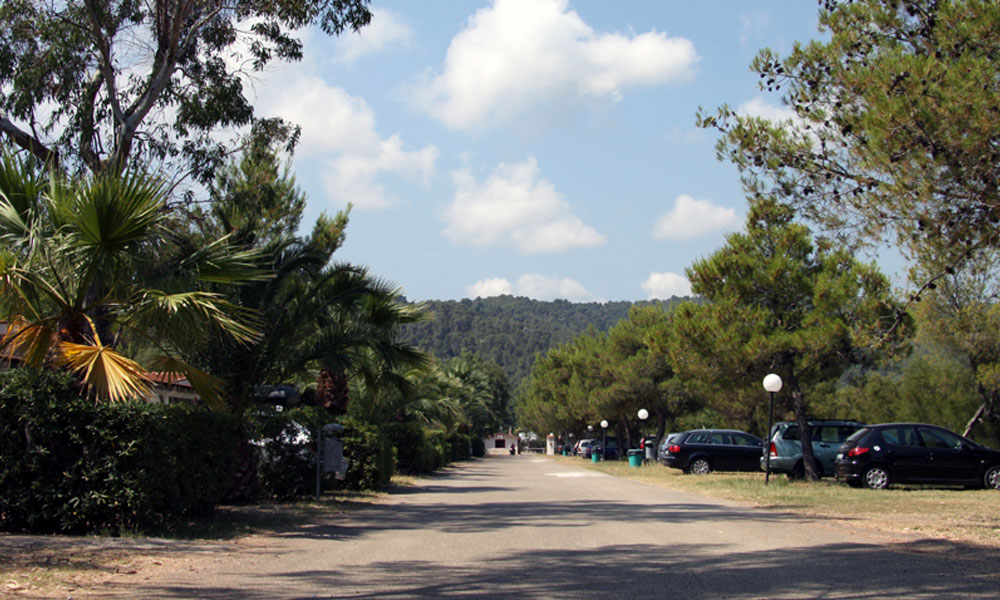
[709,431,735,470]
[877,425,928,482]
[916,426,979,483]
[683,430,713,467]
[730,432,764,471]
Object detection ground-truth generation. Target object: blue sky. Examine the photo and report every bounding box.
[250,0,845,302]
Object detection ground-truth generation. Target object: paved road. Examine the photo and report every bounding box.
[122,456,997,599]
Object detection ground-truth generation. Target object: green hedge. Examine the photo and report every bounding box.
[339,417,393,491]
[0,368,235,534]
[447,432,471,462]
[471,436,486,458]
[385,421,430,475]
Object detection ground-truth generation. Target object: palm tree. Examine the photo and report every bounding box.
[0,148,262,402]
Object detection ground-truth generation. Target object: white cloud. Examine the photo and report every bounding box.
[737,97,798,123]
[259,75,437,209]
[444,157,606,254]
[642,272,691,299]
[467,277,514,298]
[412,0,697,132]
[468,274,596,301]
[653,194,738,241]
[333,8,412,63]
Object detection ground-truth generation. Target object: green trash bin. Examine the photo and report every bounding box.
[591,451,601,463]
[627,449,642,468]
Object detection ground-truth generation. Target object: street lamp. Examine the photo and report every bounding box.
[638,409,649,464]
[762,373,783,485]
[600,419,609,460]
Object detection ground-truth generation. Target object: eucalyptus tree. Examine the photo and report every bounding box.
[670,198,907,480]
[700,0,1000,310]
[0,148,261,401]
[0,0,371,181]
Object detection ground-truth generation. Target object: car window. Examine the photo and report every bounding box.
[686,432,710,444]
[838,426,862,442]
[815,426,840,443]
[881,426,920,448]
[782,425,800,441]
[710,432,731,445]
[731,433,759,446]
[918,427,964,450]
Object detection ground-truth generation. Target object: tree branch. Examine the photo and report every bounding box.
[0,114,60,169]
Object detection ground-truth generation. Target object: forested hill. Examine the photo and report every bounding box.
[399,295,689,387]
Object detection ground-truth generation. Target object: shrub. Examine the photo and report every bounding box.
[0,368,235,534]
[471,436,486,458]
[426,431,449,470]
[385,421,430,475]
[339,417,393,491]
[446,432,471,461]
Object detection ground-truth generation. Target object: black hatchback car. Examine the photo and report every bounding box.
[835,423,1000,490]
[661,429,763,474]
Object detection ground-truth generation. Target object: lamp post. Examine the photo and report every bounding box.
[638,408,649,464]
[762,373,783,485]
[587,425,593,458]
[600,419,609,460]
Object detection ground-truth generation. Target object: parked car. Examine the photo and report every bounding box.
[592,437,620,460]
[657,432,682,462]
[575,439,595,458]
[761,419,865,479]
[661,429,763,474]
[835,423,1000,490]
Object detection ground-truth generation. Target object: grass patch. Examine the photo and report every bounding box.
[555,455,1000,547]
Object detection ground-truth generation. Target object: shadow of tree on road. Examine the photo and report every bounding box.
[130,538,1000,599]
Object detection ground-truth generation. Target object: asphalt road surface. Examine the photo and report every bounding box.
[121,455,998,599]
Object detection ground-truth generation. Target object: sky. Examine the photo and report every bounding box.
[247,0,848,303]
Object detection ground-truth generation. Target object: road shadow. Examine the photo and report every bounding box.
[124,537,1000,599]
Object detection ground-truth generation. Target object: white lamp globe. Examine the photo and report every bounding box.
[600,420,608,429]
[637,409,649,421]
[763,373,783,393]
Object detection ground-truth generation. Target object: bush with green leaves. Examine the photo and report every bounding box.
[339,417,393,491]
[0,368,235,534]
[385,421,431,475]
[471,436,486,458]
[447,432,471,462]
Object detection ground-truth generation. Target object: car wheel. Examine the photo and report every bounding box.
[984,465,1000,490]
[862,466,890,490]
[787,462,805,481]
[689,457,712,475]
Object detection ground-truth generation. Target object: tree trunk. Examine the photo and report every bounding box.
[223,434,260,504]
[791,386,820,481]
[963,383,995,438]
[316,368,350,415]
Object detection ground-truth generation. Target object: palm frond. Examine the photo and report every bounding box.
[178,235,271,284]
[0,319,57,367]
[55,338,151,402]
[129,289,260,345]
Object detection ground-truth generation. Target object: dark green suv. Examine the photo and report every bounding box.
[761,419,865,478]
